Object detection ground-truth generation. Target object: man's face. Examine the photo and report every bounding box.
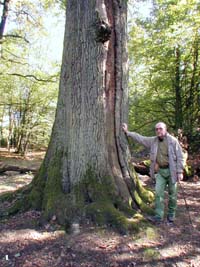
[155,123,167,139]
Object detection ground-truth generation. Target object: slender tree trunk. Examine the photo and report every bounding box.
[0,105,5,147]
[16,92,31,155]
[7,0,153,232]
[174,46,183,130]
[7,105,14,151]
[189,36,199,133]
[183,35,200,135]
[0,0,10,40]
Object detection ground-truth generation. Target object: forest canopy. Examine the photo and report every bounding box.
[128,0,200,142]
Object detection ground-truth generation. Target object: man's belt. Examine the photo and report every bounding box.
[159,164,169,169]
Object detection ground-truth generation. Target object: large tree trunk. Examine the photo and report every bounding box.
[6,0,153,232]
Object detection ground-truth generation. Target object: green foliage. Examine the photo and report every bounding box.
[42,0,67,10]
[128,0,200,137]
[0,0,64,153]
[0,72,58,153]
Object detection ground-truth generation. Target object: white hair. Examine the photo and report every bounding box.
[155,122,167,129]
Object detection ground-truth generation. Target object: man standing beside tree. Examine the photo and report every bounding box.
[122,122,184,224]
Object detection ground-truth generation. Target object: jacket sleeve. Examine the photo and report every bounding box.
[175,140,185,173]
[126,131,154,148]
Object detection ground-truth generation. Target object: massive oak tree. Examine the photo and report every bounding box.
[7,0,153,232]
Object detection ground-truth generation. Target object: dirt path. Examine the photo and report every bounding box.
[0,152,200,267]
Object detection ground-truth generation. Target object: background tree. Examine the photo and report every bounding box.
[0,0,64,153]
[0,0,10,40]
[128,0,200,140]
[0,73,58,153]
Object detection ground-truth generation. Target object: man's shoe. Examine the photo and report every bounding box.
[147,215,162,224]
[167,215,174,224]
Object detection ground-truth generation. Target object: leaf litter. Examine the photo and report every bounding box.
[0,151,200,267]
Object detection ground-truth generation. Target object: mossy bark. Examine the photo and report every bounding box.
[1,152,154,233]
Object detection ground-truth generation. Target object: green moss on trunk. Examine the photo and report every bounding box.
[85,201,139,234]
[28,162,47,210]
[129,162,154,214]
[61,168,142,234]
[1,153,155,233]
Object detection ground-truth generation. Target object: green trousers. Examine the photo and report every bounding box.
[155,168,177,219]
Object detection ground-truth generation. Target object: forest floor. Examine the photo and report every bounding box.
[0,149,200,267]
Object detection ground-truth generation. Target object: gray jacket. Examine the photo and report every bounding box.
[127,131,184,183]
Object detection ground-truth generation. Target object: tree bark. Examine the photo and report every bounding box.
[5,0,153,232]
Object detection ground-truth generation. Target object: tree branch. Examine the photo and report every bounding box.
[3,34,30,43]
[6,73,58,83]
[1,55,29,65]
[15,9,40,26]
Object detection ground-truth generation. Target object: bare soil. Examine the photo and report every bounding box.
[0,150,200,267]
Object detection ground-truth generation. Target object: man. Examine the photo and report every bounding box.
[122,122,184,224]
